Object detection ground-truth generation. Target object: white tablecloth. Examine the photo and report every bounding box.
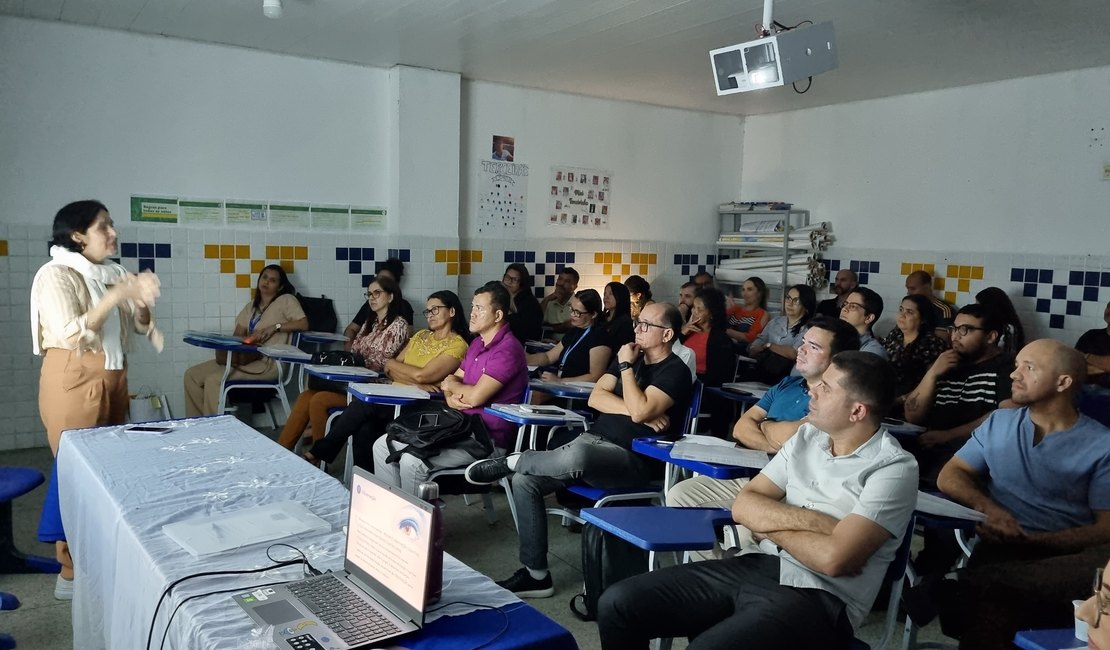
[58,416,515,650]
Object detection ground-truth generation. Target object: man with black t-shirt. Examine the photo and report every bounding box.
[465,302,693,597]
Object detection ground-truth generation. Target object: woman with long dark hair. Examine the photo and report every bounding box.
[277,275,410,450]
[305,290,470,469]
[183,264,308,416]
[682,287,736,436]
[725,276,770,348]
[624,275,653,319]
[528,289,611,384]
[882,294,949,405]
[601,281,635,352]
[503,263,544,342]
[975,286,1026,354]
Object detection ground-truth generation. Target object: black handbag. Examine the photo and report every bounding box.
[384,400,494,468]
[306,350,365,392]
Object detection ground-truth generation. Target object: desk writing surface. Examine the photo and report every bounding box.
[57,416,565,650]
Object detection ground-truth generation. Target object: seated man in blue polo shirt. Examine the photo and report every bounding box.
[665,317,860,542]
[598,352,919,649]
[934,339,1110,650]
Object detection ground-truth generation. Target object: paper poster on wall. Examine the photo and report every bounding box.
[351,207,387,230]
[492,135,515,161]
[310,206,350,231]
[130,196,179,223]
[548,166,610,230]
[226,202,269,228]
[269,203,310,229]
[477,160,528,235]
[178,199,223,226]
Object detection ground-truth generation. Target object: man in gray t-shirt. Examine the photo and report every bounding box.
[597,352,919,649]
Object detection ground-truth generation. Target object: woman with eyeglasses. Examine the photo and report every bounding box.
[745,284,816,384]
[526,289,611,384]
[277,275,411,450]
[184,264,308,416]
[503,263,544,343]
[881,294,949,409]
[304,290,470,468]
[601,281,635,353]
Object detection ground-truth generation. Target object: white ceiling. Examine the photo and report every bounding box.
[4,0,1110,116]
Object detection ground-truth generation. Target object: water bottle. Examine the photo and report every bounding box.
[415,481,444,606]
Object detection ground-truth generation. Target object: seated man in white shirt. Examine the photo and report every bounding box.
[597,352,918,649]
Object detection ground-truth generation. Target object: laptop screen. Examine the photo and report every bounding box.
[345,468,434,620]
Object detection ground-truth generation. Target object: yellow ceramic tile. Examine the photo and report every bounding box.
[594,252,604,264]
[204,244,220,259]
[266,245,279,259]
[280,246,294,259]
[947,264,958,278]
[0,240,8,256]
[934,278,945,290]
[900,262,911,275]
[460,262,471,275]
[461,250,472,263]
[236,244,250,259]
[961,266,972,279]
[236,274,252,288]
[280,261,294,273]
[446,262,458,276]
[294,246,308,260]
[649,253,657,264]
[621,264,631,275]
[609,252,619,263]
[639,265,648,275]
[971,266,984,280]
[220,244,234,259]
[958,278,970,293]
[944,291,957,304]
[251,260,264,273]
[603,264,612,275]
[925,264,935,273]
[612,275,622,282]
[220,259,235,274]
[435,249,447,263]
[447,249,459,262]
[472,250,483,262]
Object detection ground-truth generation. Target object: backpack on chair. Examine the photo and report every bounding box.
[384,400,493,468]
[569,522,649,621]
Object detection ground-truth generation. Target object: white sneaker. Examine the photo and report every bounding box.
[54,575,74,601]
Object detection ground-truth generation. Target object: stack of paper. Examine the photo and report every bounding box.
[671,435,771,469]
[163,501,331,557]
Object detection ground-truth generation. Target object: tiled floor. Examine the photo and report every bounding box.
[2,434,955,650]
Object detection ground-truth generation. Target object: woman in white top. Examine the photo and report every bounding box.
[31,200,163,598]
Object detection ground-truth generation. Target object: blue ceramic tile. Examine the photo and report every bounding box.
[362,274,373,288]
[1070,271,1084,285]
[870,261,880,273]
[503,251,514,263]
[1010,268,1023,282]
[400,250,410,262]
[516,251,527,263]
[849,260,860,272]
[556,252,566,263]
[349,248,362,261]
[335,247,348,261]
[525,252,535,263]
[121,242,137,258]
[1023,283,1038,297]
[138,258,155,272]
[1102,272,1110,288]
[554,264,565,274]
[828,259,840,271]
[349,261,361,274]
[858,272,869,284]
[533,288,544,299]
[1024,269,1038,282]
[698,265,708,274]
[1085,287,1100,302]
[1067,301,1082,315]
[1087,271,1100,286]
[138,243,154,257]
[362,248,374,260]
[1049,314,1065,329]
[681,265,690,276]
[1039,269,1053,284]
[707,255,715,265]
[535,264,546,275]
[545,276,555,287]
[155,243,171,258]
[1035,298,1050,313]
[549,252,558,263]
[567,253,575,263]
[1052,285,1067,300]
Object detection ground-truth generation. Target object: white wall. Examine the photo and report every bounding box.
[741,66,1110,255]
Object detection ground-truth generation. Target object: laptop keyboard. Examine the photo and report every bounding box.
[288,575,401,645]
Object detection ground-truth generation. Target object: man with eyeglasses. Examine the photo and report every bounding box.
[903,304,1014,490]
[538,267,579,340]
[838,287,888,359]
[922,340,1110,650]
[465,302,693,598]
[597,352,918,649]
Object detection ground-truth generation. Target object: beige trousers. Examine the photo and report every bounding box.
[39,348,129,455]
[183,359,279,416]
[666,475,752,561]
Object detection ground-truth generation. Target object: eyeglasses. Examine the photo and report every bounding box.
[569,308,588,317]
[633,319,669,333]
[783,295,802,305]
[947,324,986,337]
[502,274,521,285]
[841,301,867,313]
[422,305,447,318]
[1094,568,1109,629]
[364,289,385,299]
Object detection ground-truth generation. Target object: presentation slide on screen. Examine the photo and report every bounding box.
[347,475,431,609]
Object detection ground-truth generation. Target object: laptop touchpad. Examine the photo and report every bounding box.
[254,600,303,624]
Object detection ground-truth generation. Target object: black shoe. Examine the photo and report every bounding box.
[465,456,513,485]
[496,568,554,598]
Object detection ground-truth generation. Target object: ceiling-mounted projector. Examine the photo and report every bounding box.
[710,22,837,94]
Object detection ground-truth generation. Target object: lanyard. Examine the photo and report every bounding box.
[558,326,591,374]
[248,309,263,333]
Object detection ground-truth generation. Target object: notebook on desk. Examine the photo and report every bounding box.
[233,468,434,650]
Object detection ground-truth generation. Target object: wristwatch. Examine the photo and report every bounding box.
[618,361,633,373]
[275,323,283,332]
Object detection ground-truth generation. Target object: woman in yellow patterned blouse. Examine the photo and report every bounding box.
[304,290,470,469]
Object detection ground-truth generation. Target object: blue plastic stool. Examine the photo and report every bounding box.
[0,467,61,574]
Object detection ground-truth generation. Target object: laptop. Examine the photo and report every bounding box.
[233,467,434,650]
